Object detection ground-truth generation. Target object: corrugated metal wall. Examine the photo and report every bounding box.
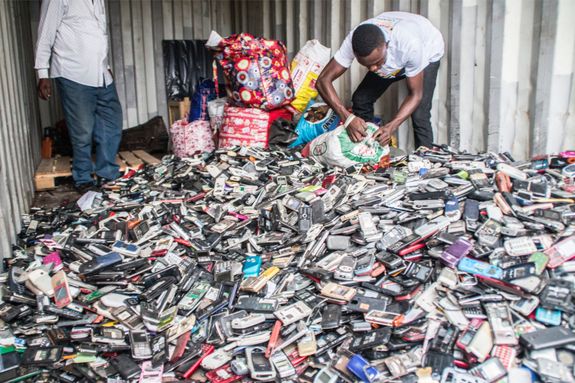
[30,0,235,132]
[233,0,575,159]
[31,0,574,159]
[0,0,42,260]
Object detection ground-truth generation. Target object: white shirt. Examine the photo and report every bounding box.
[334,12,444,78]
[35,0,113,87]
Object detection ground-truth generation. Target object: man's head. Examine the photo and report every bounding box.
[352,24,387,72]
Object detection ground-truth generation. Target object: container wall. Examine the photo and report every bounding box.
[0,0,42,260]
[232,0,575,159]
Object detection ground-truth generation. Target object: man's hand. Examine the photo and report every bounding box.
[373,121,398,146]
[37,79,51,100]
[346,116,368,143]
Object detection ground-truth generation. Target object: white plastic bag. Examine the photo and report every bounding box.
[309,123,389,168]
[290,40,331,112]
[207,97,227,133]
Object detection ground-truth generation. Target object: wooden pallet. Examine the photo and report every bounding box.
[34,150,161,190]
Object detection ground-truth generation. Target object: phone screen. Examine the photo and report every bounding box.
[252,352,270,372]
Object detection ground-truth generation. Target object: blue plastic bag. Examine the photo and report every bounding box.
[289,101,340,148]
[188,78,217,122]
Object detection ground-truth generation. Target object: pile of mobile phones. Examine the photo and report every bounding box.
[5,144,575,383]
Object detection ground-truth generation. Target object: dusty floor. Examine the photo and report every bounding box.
[32,178,83,210]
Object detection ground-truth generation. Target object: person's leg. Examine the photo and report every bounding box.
[411,61,440,149]
[55,78,97,186]
[352,71,399,123]
[93,82,123,181]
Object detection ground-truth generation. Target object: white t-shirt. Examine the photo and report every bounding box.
[333,12,444,78]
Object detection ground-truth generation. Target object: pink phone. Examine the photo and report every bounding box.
[51,270,72,308]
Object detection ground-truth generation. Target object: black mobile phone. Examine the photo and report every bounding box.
[350,327,391,352]
[21,347,63,366]
[109,353,141,380]
[321,305,342,330]
[78,252,123,275]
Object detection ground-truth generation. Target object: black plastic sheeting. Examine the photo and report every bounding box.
[163,40,225,101]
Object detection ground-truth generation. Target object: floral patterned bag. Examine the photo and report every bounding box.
[170,119,215,157]
[206,31,294,111]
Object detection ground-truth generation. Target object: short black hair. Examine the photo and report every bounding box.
[352,24,385,57]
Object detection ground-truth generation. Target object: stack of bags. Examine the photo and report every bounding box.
[169,32,335,154]
[169,31,391,170]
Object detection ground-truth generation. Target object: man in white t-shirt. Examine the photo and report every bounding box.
[317,12,444,149]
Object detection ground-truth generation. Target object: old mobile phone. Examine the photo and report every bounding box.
[274,301,312,325]
[129,330,153,360]
[298,331,317,356]
[246,347,276,381]
[520,326,575,350]
[178,281,210,311]
[111,305,143,330]
[441,238,473,268]
[299,206,313,233]
[51,270,72,308]
[470,358,507,382]
[364,310,399,326]
[234,296,279,313]
[546,236,575,268]
[110,353,141,380]
[510,295,540,316]
[21,347,62,366]
[484,303,517,345]
[321,305,342,330]
[458,257,503,280]
[111,240,140,257]
[464,199,480,231]
[334,256,356,281]
[350,328,391,352]
[456,319,484,351]
[320,282,356,302]
[387,234,423,254]
[0,352,20,381]
[270,350,296,378]
[466,321,493,362]
[468,169,489,189]
[91,327,126,345]
[78,252,123,275]
[243,255,262,278]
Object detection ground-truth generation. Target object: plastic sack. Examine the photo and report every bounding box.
[206,31,294,111]
[207,97,227,133]
[188,78,217,122]
[289,101,340,148]
[290,40,331,112]
[308,123,389,168]
[170,119,215,157]
[163,40,213,100]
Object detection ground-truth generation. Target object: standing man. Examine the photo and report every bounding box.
[317,12,444,149]
[35,0,123,191]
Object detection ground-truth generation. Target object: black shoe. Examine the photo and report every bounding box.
[95,176,113,187]
[74,182,95,194]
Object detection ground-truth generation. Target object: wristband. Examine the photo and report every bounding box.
[344,114,356,128]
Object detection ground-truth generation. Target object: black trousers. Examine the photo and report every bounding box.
[351,61,440,149]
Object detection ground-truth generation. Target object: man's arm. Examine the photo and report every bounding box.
[35,0,65,100]
[373,71,424,145]
[317,59,368,142]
